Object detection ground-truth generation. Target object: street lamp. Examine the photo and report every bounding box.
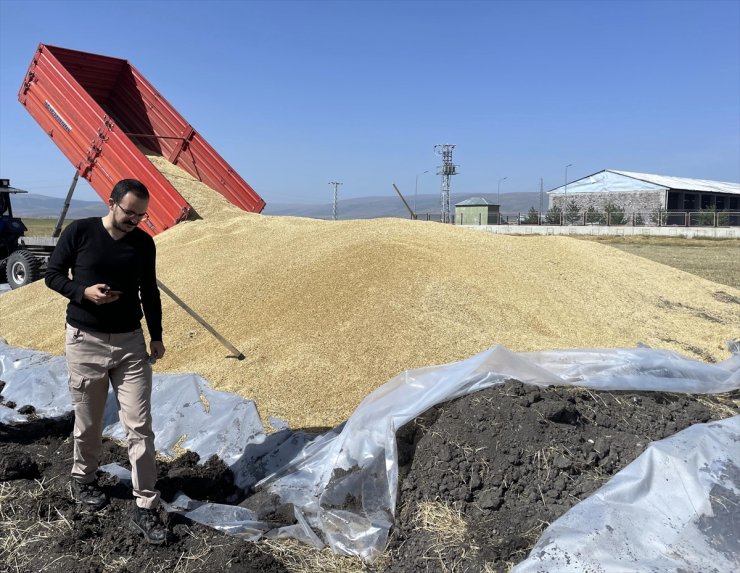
[414,170,429,213]
[497,176,507,204]
[564,164,573,199]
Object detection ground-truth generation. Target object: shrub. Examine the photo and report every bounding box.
[525,206,540,224]
[650,208,668,225]
[586,206,604,225]
[604,201,626,225]
[698,206,729,226]
[565,200,580,224]
[545,205,563,224]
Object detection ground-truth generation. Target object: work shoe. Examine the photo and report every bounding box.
[71,479,107,511]
[130,506,169,545]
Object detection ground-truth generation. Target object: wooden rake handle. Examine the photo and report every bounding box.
[157,280,245,360]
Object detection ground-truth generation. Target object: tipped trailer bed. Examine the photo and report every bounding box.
[18,43,265,236]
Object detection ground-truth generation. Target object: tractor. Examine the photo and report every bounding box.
[0,178,57,289]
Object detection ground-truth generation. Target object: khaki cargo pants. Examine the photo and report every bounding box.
[65,324,159,508]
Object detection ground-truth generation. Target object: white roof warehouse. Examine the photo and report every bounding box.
[548,169,740,213]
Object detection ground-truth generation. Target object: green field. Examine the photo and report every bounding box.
[576,236,740,290]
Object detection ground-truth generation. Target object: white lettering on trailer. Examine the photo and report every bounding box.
[43,100,72,133]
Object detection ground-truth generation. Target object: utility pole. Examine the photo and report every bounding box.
[328,181,342,220]
[434,144,458,223]
[539,177,544,216]
[497,176,507,205]
[414,170,429,213]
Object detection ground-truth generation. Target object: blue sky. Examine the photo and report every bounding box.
[1,0,738,205]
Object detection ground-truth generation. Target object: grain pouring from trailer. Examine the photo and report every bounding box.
[17,43,265,237]
[12,44,265,356]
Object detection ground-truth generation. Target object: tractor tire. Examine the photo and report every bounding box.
[6,250,41,289]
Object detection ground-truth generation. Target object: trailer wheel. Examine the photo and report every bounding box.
[6,250,41,289]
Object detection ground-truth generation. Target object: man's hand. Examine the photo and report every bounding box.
[83,284,121,305]
[149,340,166,364]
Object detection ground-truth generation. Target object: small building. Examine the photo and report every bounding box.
[548,170,740,214]
[454,197,500,225]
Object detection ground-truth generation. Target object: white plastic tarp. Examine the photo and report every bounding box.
[1,340,738,570]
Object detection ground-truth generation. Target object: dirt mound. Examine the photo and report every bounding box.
[1,382,736,572]
[388,381,737,572]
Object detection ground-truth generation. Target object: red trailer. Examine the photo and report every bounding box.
[18,43,265,236]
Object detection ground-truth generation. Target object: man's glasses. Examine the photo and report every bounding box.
[116,203,149,221]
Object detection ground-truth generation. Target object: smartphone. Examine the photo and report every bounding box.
[102,287,123,296]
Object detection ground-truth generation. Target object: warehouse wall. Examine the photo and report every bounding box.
[549,190,664,212]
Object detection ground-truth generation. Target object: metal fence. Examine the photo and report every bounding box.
[451,210,740,227]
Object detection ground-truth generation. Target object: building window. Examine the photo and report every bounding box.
[730,197,738,210]
[684,194,696,210]
[701,195,713,209]
[667,192,680,210]
[716,196,726,210]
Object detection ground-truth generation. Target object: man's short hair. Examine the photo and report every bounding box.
[110,179,149,203]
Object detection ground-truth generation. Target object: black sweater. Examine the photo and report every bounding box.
[45,217,163,341]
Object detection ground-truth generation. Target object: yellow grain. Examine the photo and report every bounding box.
[1,158,737,429]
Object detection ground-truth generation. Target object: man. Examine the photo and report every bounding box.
[46,178,168,544]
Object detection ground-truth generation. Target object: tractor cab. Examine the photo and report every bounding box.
[0,179,29,260]
[1,179,42,289]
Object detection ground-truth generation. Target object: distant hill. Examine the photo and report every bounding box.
[263,192,545,219]
[9,193,108,219]
[10,191,546,220]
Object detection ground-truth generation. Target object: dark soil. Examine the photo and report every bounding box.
[1,380,737,572]
[387,381,737,572]
[0,414,288,573]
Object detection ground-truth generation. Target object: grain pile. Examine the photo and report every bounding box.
[1,158,738,429]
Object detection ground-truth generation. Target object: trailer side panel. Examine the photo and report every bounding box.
[18,44,264,235]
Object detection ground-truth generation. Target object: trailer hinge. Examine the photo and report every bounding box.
[167,127,196,166]
[19,60,39,103]
[21,70,35,95]
[80,115,114,178]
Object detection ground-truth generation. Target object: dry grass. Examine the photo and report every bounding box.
[0,480,73,572]
[0,482,254,573]
[16,218,74,237]
[2,158,738,430]
[575,235,740,290]
[415,500,468,544]
[260,537,382,573]
[405,499,530,573]
[696,392,740,419]
[413,500,476,572]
